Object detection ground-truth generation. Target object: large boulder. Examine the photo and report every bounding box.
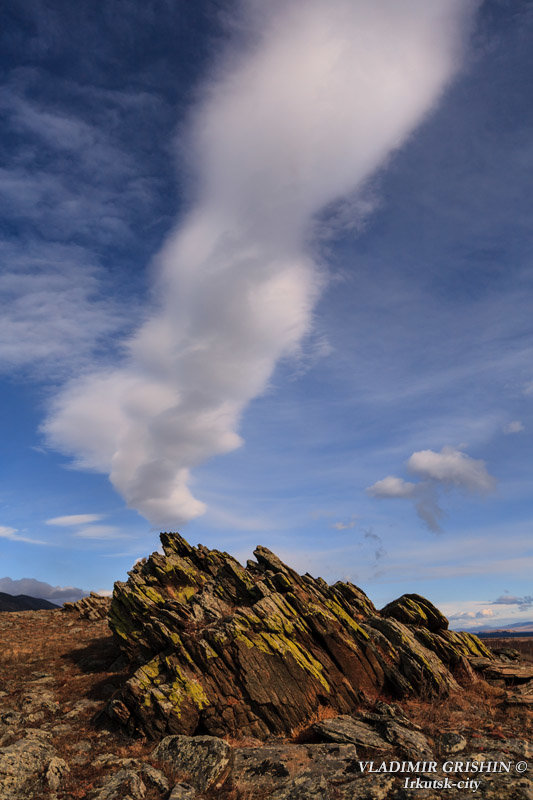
[108,533,492,740]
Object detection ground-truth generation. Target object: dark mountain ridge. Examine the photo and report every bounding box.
[0,591,59,612]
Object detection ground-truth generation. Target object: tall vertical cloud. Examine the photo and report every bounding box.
[44,0,478,528]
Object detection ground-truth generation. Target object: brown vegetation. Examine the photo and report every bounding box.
[485,637,533,663]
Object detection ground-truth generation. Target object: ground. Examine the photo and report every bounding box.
[0,609,531,800]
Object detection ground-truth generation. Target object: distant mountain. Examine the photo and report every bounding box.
[474,620,533,634]
[0,591,60,612]
[0,577,86,605]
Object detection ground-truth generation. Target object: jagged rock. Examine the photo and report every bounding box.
[63,592,112,620]
[381,593,448,632]
[108,533,493,739]
[151,734,232,792]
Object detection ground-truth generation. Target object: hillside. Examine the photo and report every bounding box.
[0,592,59,612]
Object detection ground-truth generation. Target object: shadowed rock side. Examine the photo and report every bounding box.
[107,533,492,740]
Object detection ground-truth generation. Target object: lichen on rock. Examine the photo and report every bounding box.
[107,532,493,740]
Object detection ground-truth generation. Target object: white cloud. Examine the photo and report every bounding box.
[43,0,477,528]
[367,446,495,532]
[0,526,47,545]
[367,476,417,498]
[503,420,524,434]
[448,608,494,621]
[407,446,495,492]
[46,513,104,527]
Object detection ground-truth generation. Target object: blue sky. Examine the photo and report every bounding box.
[1,0,532,628]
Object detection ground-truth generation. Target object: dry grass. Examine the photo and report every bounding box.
[290,703,339,742]
[400,679,531,747]
[484,637,533,663]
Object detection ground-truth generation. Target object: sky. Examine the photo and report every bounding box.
[1,0,532,629]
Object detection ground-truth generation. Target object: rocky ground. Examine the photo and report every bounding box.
[0,606,531,799]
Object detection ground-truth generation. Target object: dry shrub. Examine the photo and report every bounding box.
[290,703,339,741]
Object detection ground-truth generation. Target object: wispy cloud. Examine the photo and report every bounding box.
[0,243,128,378]
[492,593,533,611]
[0,526,47,545]
[43,0,477,528]
[46,514,104,527]
[73,525,128,540]
[503,420,524,434]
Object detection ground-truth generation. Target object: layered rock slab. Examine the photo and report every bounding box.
[108,533,491,740]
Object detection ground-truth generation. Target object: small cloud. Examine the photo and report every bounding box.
[74,525,127,540]
[0,526,47,545]
[523,381,533,396]
[476,608,494,618]
[407,446,495,493]
[332,514,358,531]
[449,609,493,621]
[46,513,104,526]
[503,420,524,434]
[492,593,533,611]
[367,446,495,533]
[366,476,417,498]
[449,610,476,621]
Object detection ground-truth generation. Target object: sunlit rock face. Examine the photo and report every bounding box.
[108,533,491,740]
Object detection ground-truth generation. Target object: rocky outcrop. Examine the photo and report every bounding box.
[107,533,492,740]
[63,592,112,620]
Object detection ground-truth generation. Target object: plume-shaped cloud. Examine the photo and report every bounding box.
[43,0,477,527]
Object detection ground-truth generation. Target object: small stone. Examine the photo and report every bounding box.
[169,783,198,800]
[46,756,69,791]
[90,769,146,800]
[152,735,232,793]
[140,763,169,792]
[438,732,467,754]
